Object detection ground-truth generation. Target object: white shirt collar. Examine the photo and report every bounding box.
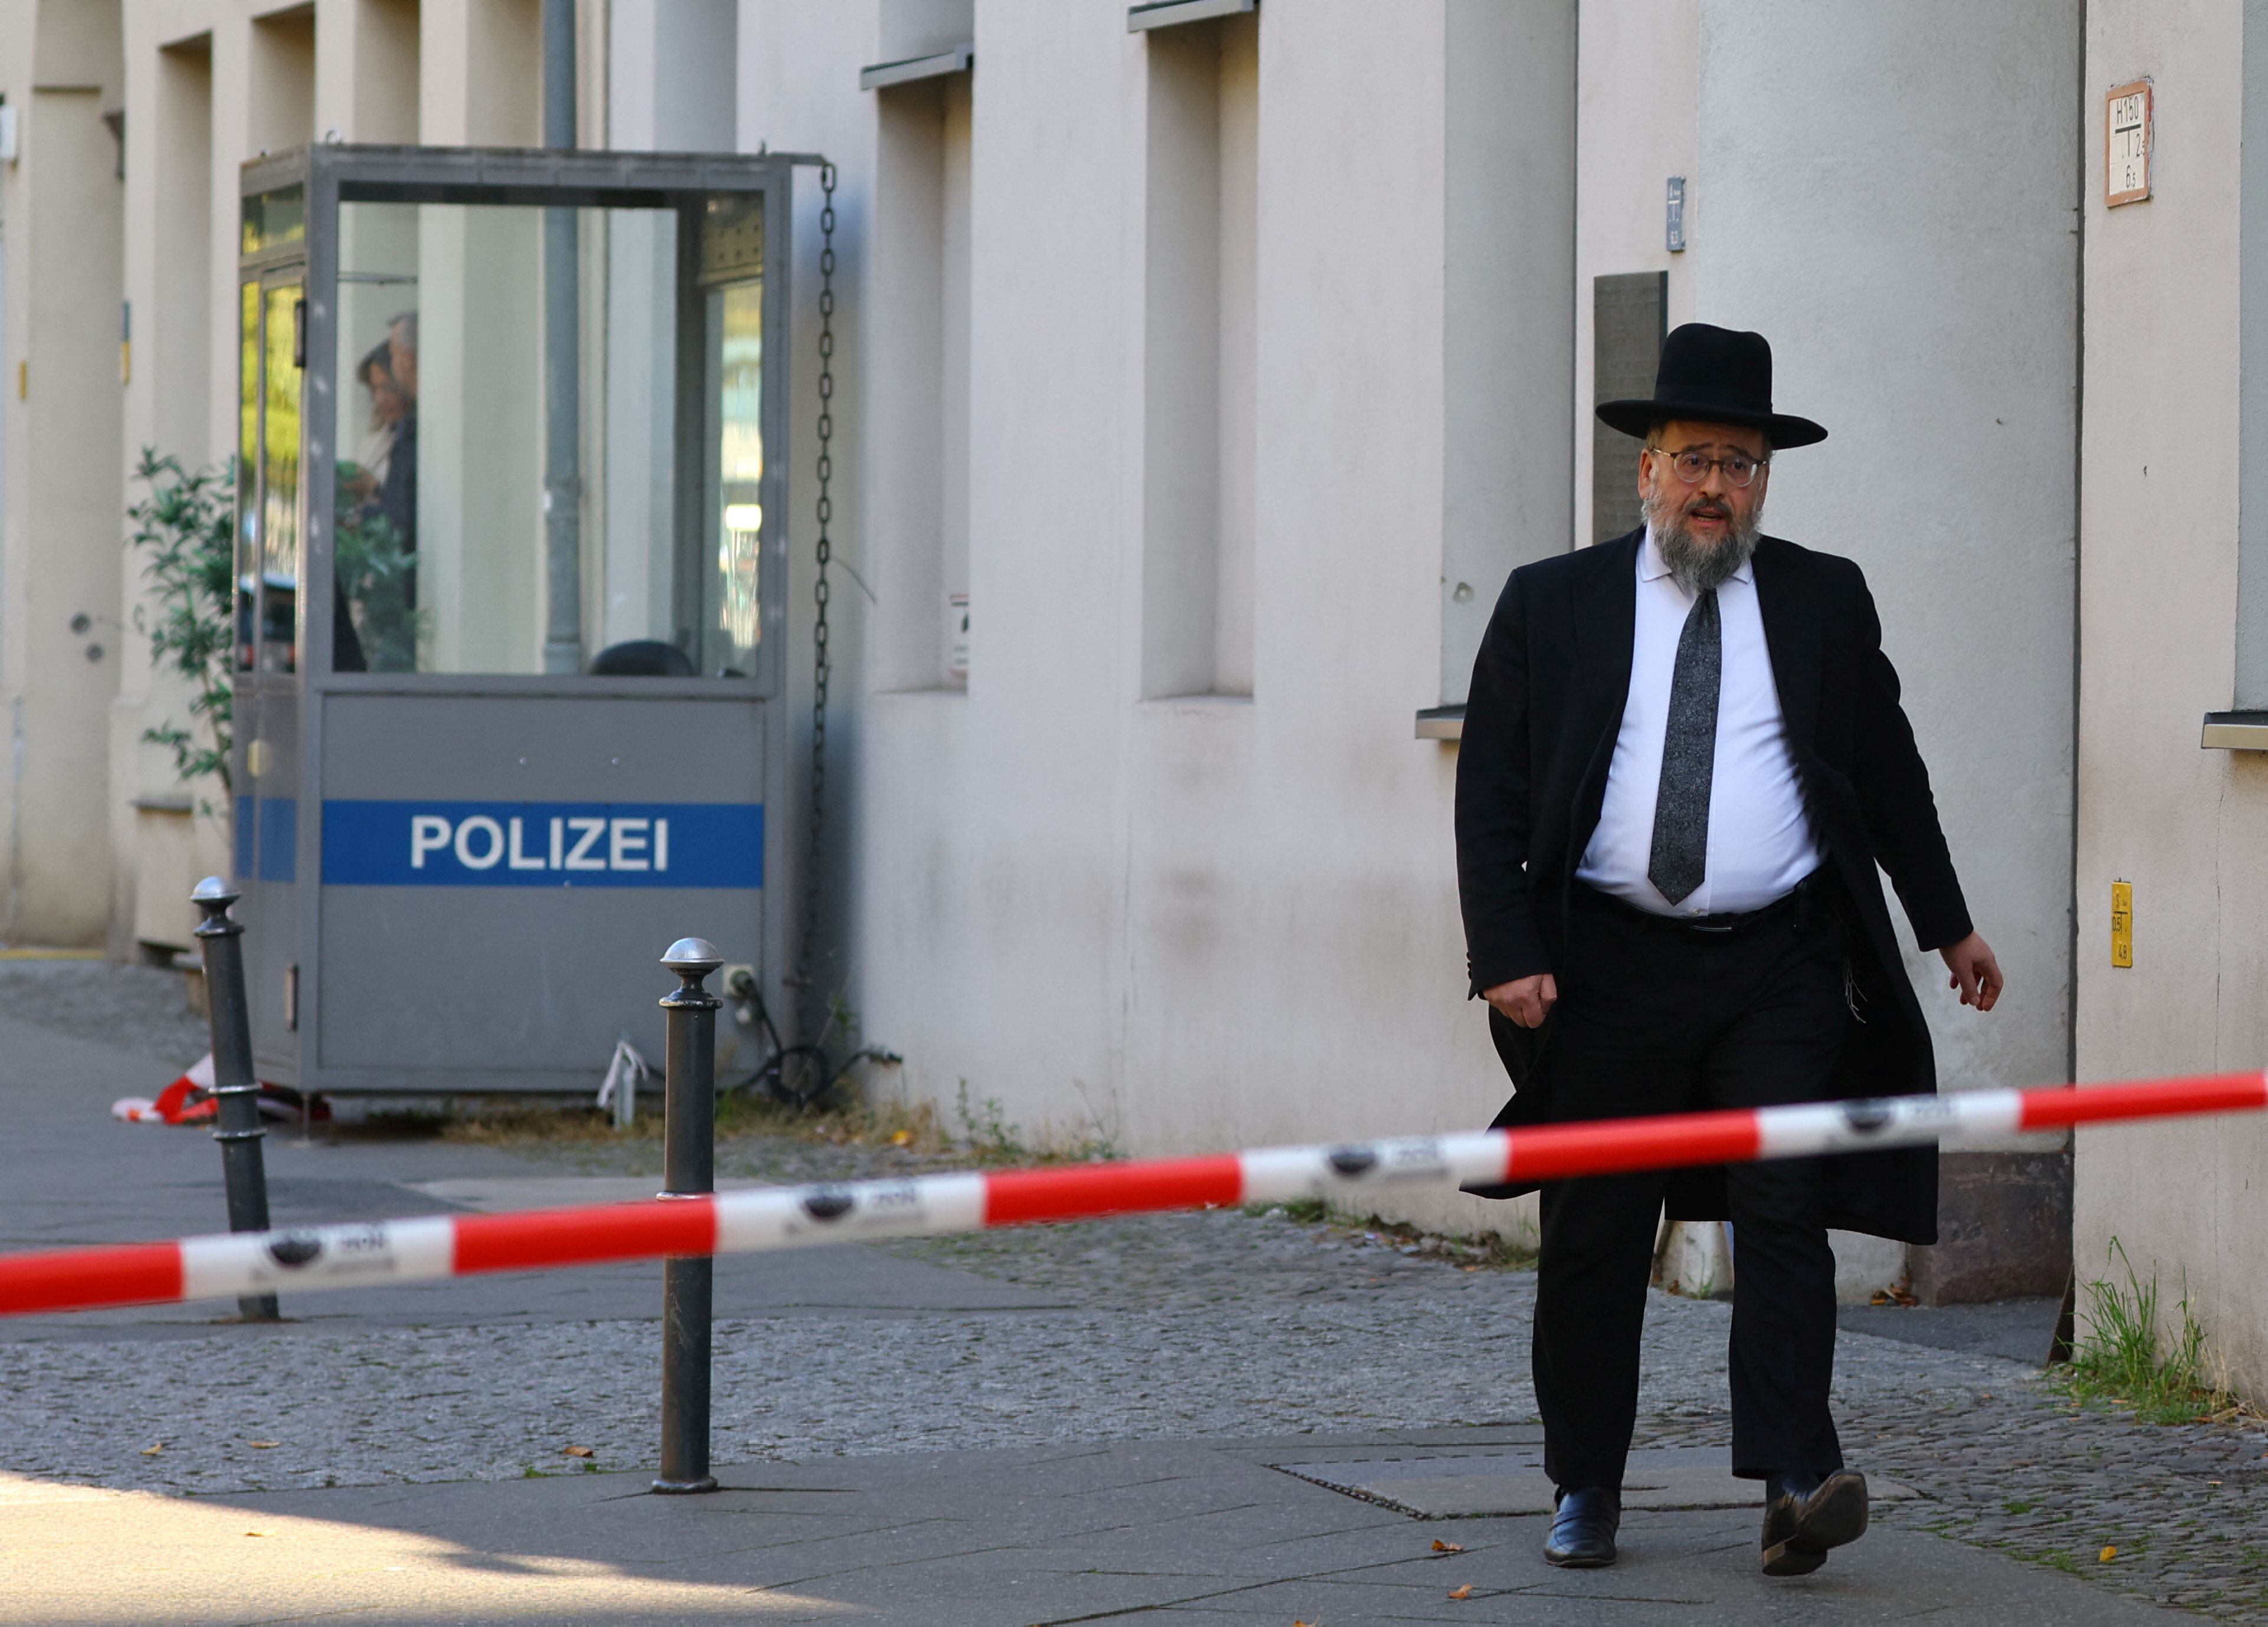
[1640,521,1754,587]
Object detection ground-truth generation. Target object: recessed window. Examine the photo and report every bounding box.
[1140,9,1257,699]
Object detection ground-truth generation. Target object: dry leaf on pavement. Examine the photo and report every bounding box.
[2100,1546,2118,1563]
[248,1440,280,1449]
[1431,1540,1464,1553]
[1448,1584,1473,1600]
[563,1445,595,1458]
[139,1444,163,1456]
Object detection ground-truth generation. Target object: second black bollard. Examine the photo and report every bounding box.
[653,937,723,1494]
[191,877,280,1323]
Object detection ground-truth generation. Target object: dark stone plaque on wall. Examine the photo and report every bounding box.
[1593,271,1668,546]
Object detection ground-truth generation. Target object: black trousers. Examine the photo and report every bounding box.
[1534,879,1848,1491]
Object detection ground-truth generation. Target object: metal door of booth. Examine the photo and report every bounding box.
[233,146,799,1095]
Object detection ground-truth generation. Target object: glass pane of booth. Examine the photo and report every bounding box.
[261,281,303,668]
[236,280,259,672]
[235,275,304,674]
[330,199,770,680]
[239,182,305,257]
[707,278,763,675]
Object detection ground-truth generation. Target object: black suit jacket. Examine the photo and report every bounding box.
[1453,530,1972,1244]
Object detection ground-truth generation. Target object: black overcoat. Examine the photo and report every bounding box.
[1453,529,1974,1244]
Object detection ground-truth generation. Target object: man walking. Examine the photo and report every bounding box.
[1455,324,2003,1577]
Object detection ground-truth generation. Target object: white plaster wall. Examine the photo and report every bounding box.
[731,0,1538,1242]
[1685,0,2081,1295]
[2075,0,2268,1389]
[1692,0,2079,1103]
[737,0,881,1016]
[0,0,125,947]
[1571,0,1698,554]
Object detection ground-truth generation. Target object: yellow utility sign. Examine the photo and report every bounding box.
[2111,881,2134,968]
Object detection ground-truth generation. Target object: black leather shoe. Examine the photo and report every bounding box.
[1760,1469,1869,1576]
[1544,1485,1620,1568]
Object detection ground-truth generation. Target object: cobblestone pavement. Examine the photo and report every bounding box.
[5,1192,2263,1619]
[0,959,208,1071]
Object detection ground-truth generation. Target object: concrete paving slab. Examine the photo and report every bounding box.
[1837,1295,2065,1364]
[1279,1444,1916,1516]
[0,1432,2182,1625]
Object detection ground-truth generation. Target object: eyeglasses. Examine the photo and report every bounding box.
[1650,448,1768,489]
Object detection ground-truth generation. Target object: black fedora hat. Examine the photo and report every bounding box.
[1596,322,1826,449]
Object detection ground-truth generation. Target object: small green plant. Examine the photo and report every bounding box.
[948,1080,1120,1164]
[1250,1197,1332,1225]
[820,993,862,1049]
[2057,1237,2227,1424]
[955,1080,1026,1162]
[129,450,235,805]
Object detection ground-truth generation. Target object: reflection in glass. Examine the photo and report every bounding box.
[711,280,763,670]
[333,251,421,671]
[258,281,302,672]
[323,196,766,681]
[236,280,260,672]
[239,183,306,257]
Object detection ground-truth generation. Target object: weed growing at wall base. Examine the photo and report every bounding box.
[951,1080,1121,1165]
[2055,1238,2234,1425]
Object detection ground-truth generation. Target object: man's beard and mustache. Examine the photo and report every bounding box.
[1645,483,1764,596]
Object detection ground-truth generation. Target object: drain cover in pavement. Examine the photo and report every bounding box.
[1275,1446,1915,1518]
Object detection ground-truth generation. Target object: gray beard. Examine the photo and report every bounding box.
[1646,486,1763,596]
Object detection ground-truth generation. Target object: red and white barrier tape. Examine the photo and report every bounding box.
[6,1072,2263,1320]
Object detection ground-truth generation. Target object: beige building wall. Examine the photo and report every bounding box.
[769,0,1583,1245]
[2074,0,2268,1386]
[102,0,569,960]
[1571,0,1698,554]
[39,0,2268,1377]
[1567,0,2083,1303]
[0,1,126,949]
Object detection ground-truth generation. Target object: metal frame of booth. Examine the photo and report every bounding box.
[232,144,808,1096]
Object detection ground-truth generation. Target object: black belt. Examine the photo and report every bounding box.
[1575,871,1827,936]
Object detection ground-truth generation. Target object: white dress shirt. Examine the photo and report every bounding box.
[1575,526,1823,917]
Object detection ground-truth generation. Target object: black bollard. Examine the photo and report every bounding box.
[653,936,722,1494]
[190,877,280,1323]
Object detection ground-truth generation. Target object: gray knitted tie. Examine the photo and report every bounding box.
[1647,588,1721,906]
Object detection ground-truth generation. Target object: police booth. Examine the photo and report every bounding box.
[233,145,799,1095]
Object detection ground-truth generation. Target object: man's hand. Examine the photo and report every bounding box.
[1939,932,2004,1012]
[1485,973,1558,1029]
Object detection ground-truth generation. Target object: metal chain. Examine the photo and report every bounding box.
[792,160,838,1033]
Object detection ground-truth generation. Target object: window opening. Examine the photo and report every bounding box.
[324,198,772,681]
